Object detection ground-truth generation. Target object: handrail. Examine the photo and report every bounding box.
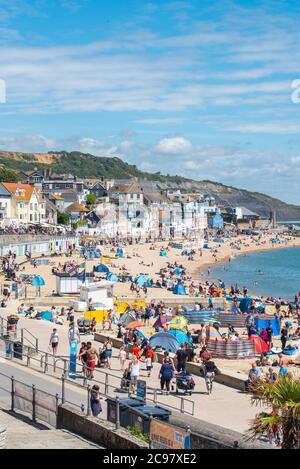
[0,337,195,416]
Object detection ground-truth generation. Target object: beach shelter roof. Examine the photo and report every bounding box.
[168,329,192,346]
[125,321,144,329]
[168,315,188,330]
[149,332,180,353]
[94,264,109,273]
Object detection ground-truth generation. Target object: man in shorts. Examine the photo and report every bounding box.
[86,342,99,380]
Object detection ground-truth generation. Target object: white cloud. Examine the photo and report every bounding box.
[156,136,192,154]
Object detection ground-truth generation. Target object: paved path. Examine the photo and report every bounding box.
[0,406,100,449]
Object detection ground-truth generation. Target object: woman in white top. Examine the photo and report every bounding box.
[49,329,59,356]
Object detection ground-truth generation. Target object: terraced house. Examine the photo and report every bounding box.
[2,183,46,224]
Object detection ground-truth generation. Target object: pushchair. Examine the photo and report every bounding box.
[77,318,91,335]
[96,349,108,368]
[175,372,195,396]
[120,370,132,391]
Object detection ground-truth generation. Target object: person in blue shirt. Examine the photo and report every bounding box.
[159,358,175,394]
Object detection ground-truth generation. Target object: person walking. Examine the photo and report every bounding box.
[176,344,188,373]
[119,346,127,372]
[129,356,140,394]
[159,358,174,395]
[49,328,59,356]
[90,384,103,417]
[86,342,99,380]
[104,337,113,369]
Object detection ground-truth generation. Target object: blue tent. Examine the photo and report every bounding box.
[239,297,252,313]
[160,250,167,257]
[146,278,153,288]
[173,267,182,276]
[94,264,110,273]
[254,317,280,337]
[31,275,45,286]
[37,311,52,321]
[116,247,124,258]
[106,272,118,283]
[149,332,180,353]
[173,281,187,296]
[168,329,192,346]
[135,275,147,286]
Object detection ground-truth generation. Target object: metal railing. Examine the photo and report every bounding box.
[0,316,39,352]
[1,338,195,416]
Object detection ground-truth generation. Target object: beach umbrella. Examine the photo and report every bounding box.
[125,321,144,329]
[168,315,188,330]
[153,315,172,329]
[31,275,45,286]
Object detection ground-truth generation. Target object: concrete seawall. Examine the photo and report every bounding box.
[57,405,148,449]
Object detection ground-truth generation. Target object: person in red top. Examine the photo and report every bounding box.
[132,344,140,359]
[146,347,154,362]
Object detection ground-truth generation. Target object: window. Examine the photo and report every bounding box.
[30,214,33,221]
[30,203,33,210]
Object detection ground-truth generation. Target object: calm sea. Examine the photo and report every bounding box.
[205,247,300,299]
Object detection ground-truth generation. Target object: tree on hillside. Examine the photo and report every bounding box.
[0,167,19,182]
[248,376,300,449]
[86,193,97,206]
[57,212,70,225]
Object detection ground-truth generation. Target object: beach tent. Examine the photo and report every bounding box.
[160,250,167,257]
[31,275,45,287]
[146,278,153,288]
[206,325,223,341]
[36,311,52,321]
[239,297,252,313]
[173,267,182,276]
[94,264,110,274]
[120,311,137,326]
[116,247,124,258]
[153,315,172,329]
[168,329,192,346]
[254,317,280,337]
[251,335,269,354]
[173,281,187,296]
[149,332,180,353]
[168,315,188,330]
[135,275,147,286]
[106,272,118,283]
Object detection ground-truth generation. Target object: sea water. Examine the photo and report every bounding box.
[206,247,300,299]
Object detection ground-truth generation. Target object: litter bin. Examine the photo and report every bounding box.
[7,315,19,335]
[13,341,23,360]
[129,405,171,434]
[106,397,144,428]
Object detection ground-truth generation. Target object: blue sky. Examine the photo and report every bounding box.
[0,0,300,203]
